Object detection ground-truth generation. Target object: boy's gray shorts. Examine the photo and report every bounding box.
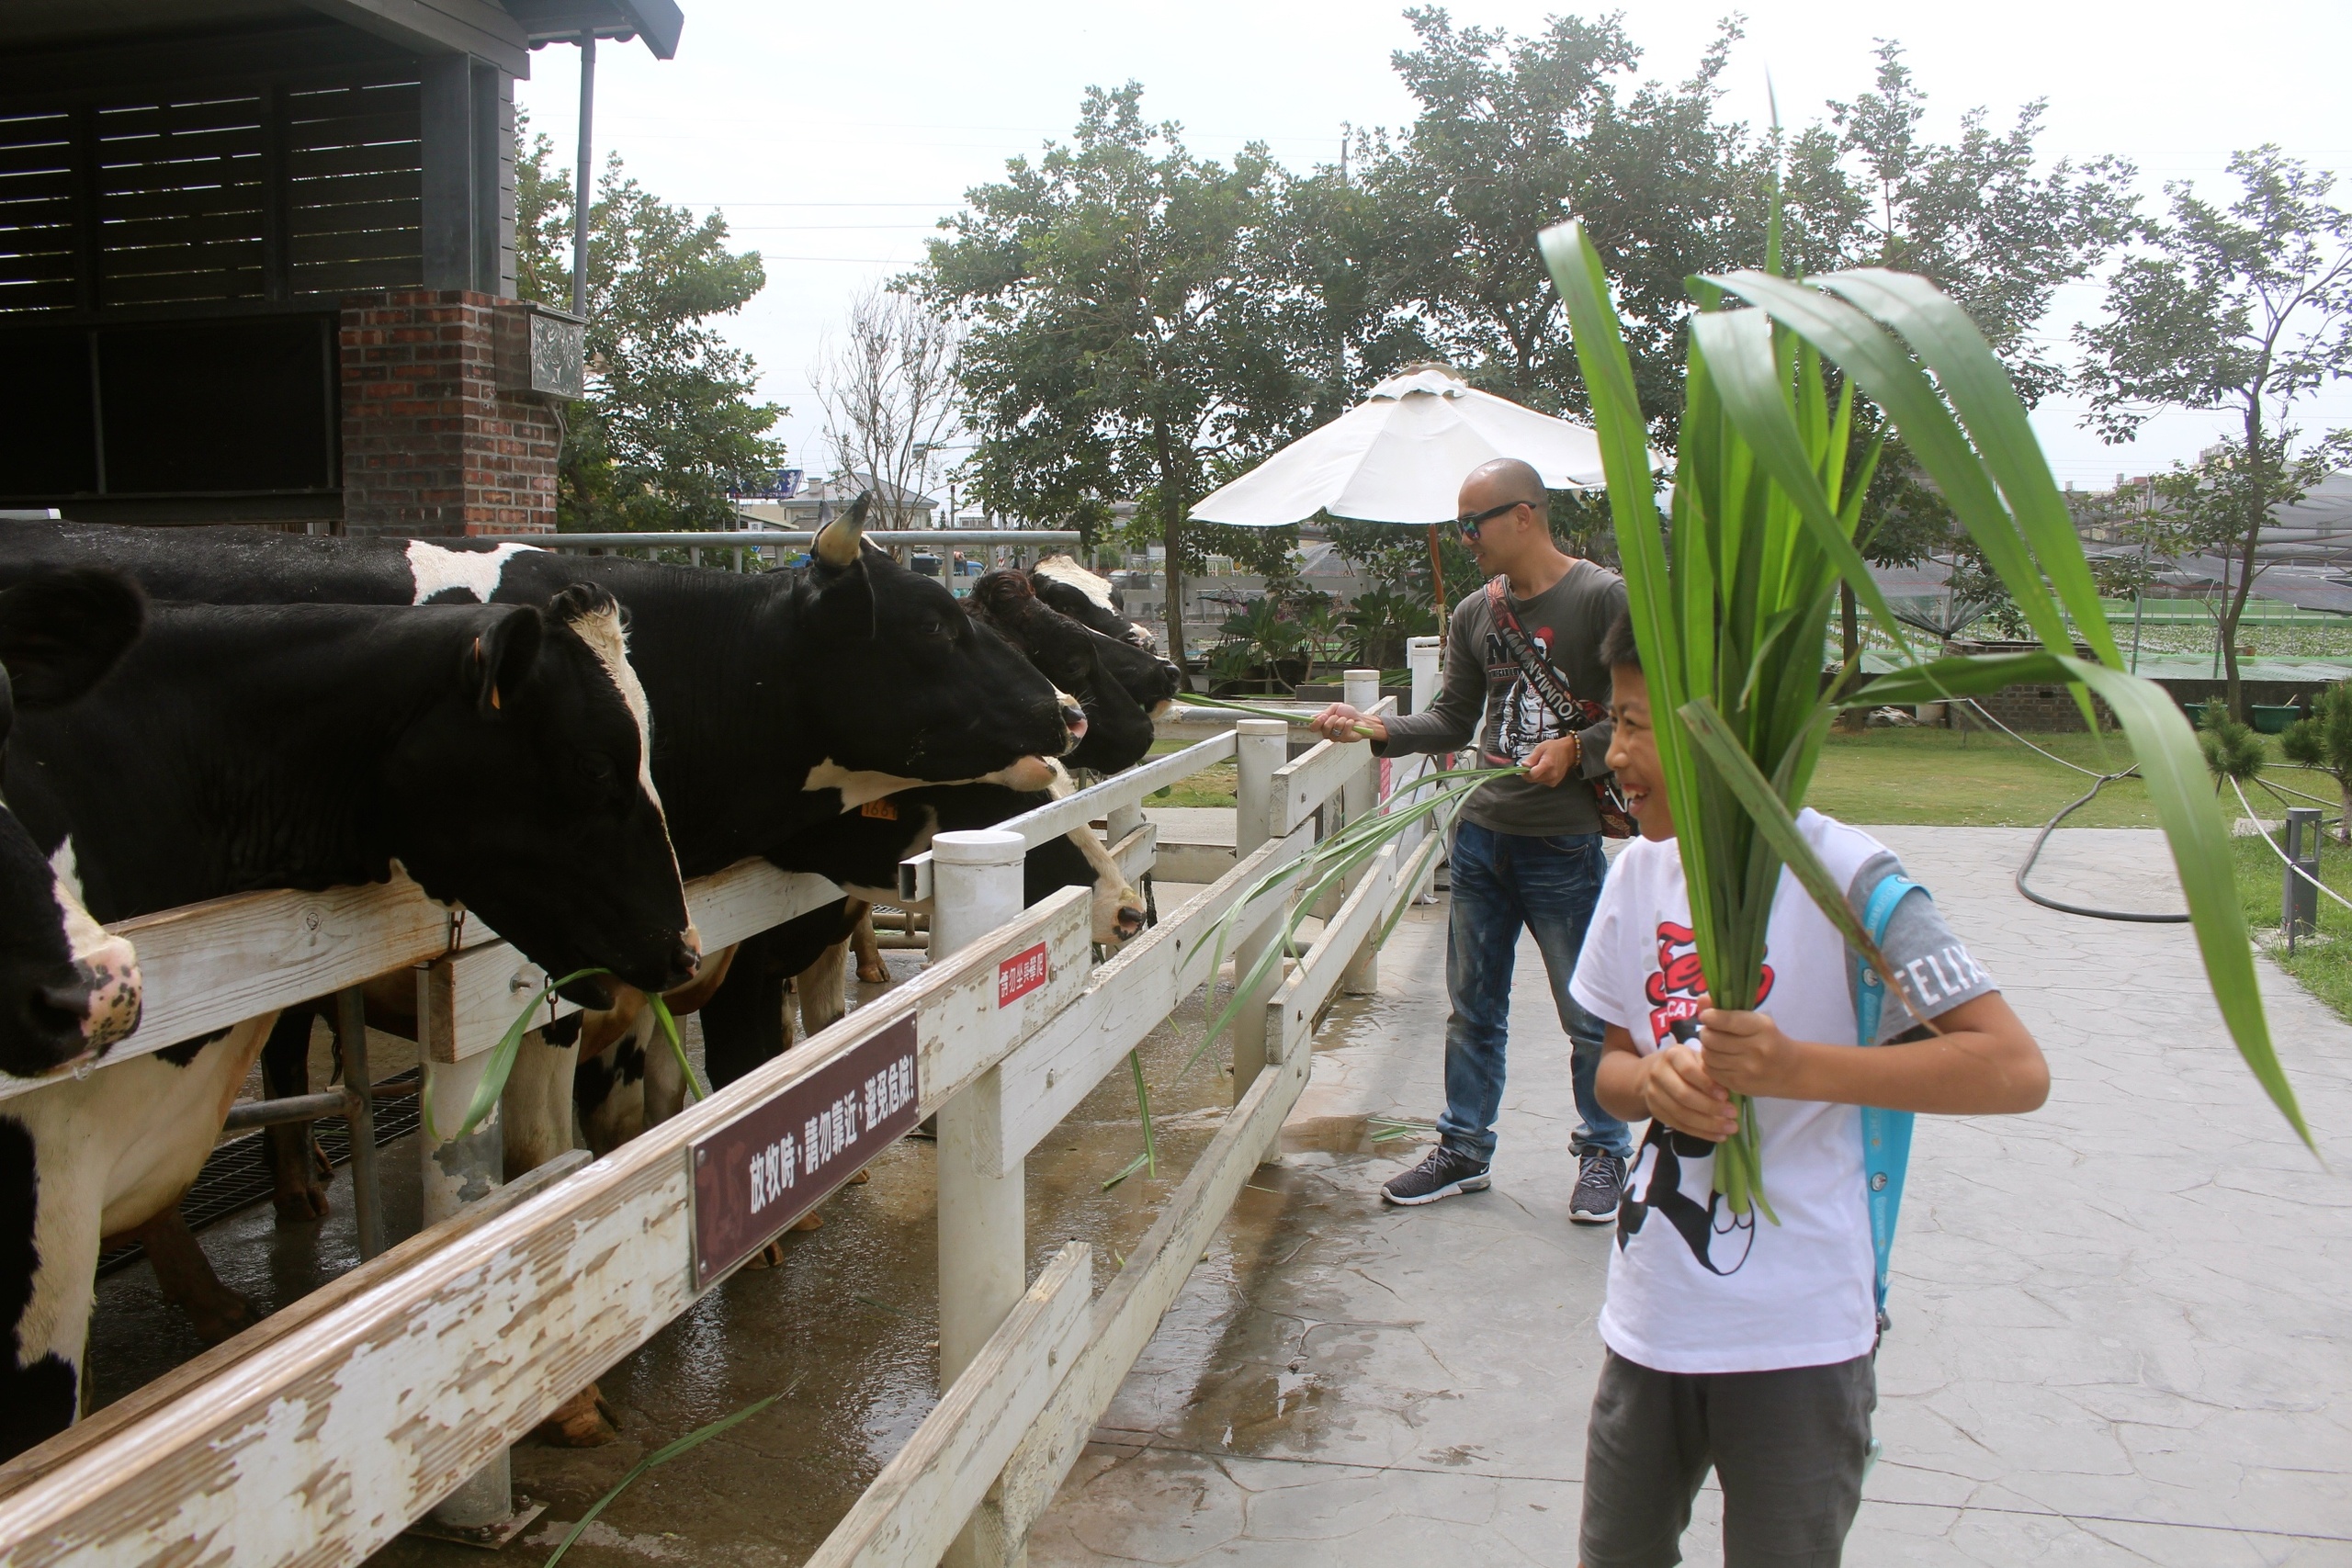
[1580,1348,1875,1568]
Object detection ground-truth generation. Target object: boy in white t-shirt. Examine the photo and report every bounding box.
[1568,615,2050,1568]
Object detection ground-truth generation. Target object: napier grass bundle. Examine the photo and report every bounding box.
[1539,219,2310,1213]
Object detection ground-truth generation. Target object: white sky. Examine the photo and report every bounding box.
[516,0,2352,497]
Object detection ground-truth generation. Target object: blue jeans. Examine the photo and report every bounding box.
[1437,819,1631,1165]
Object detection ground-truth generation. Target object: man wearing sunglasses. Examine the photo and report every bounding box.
[1311,457,1634,1223]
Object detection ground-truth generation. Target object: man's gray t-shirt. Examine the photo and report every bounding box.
[1375,558,1628,837]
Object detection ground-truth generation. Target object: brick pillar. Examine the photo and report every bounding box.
[339,288,562,538]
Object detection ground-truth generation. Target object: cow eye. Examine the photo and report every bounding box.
[578,754,616,784]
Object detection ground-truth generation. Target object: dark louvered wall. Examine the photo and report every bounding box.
[0,73,424,314]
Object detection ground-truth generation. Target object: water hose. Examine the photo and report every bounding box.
[1958,699,2188,924]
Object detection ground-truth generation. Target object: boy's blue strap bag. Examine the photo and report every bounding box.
[1852,873,1926,1317]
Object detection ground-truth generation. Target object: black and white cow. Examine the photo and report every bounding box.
[1031,555,1163,658]
[0,582,695,1459]
[969,569,1179,783]
[569,568,1185,1150]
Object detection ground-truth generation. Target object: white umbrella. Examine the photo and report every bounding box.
[1191,364,1622,526]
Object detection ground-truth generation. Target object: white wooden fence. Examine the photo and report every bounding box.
[0,657,1450,1566]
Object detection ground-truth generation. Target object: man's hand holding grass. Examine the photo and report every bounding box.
[1310,703,1386,744]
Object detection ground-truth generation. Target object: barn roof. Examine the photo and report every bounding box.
[0,0,684,79]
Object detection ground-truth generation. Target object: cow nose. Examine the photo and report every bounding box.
[31,948,141,1056]
[1057,693,1089,748]
[667,932,702,989]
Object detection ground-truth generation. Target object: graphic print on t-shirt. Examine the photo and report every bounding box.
[1618,921,1776,1278]
[1485,627,1565,763]
[1482,626,1607,767]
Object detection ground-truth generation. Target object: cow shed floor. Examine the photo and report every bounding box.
[84,825,2352,1565]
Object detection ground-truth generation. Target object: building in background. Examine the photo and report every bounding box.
[0,0,683,537]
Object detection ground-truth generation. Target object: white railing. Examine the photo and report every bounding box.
[0,667,1446,1567]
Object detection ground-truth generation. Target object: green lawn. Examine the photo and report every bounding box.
[1144,739,1237,808]
[1807,727,2330,829]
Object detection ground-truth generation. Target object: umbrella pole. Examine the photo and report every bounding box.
[1427,523,1448,624]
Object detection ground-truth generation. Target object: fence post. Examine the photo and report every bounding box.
[1340,669,1383,996]
[334,987,384,1262]
[1406,636,1444,898]
[2285,806,2322,951]
[1230,719,1288,1099]
[411,964,537,1545]
[1406,636,1442,723]
[932,829,1029,1568]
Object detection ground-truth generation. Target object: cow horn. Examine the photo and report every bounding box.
[813,491,873,567]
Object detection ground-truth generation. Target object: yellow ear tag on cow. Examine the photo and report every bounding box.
[861,799,899,820]
[490,686,501,710]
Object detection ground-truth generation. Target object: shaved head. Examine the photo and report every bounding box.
[1460,457,1549,517]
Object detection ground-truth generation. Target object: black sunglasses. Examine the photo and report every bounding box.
[1454,500,1526,539]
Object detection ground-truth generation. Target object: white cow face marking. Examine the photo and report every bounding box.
[1035,554,1157,654]
[1034,555,1117,612]
[405,541,540,604]
[563,600,663,815]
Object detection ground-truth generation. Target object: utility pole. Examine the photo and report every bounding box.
[572,33,594,320]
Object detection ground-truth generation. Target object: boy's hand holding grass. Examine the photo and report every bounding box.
[1603,1023,1740,1143]
[1694,1000,1807,1099]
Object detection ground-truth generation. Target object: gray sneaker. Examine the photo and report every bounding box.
[1382,1145,1492,1206]
[1571,1151,1627,1224]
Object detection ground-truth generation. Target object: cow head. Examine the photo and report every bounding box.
[0,571,144,1077]
[386,585,696,1005]
[969,570,1165,775]
[790,494,1080,779]
[1032,556,1159,656]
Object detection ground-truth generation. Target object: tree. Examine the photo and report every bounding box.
[918,84,1311,682]
[1795,41,2135,716]
[515,126,786,531]
[2078,148,2352,716]
[812,283,963,527]
[2282,682,2352,838]
[1363,10,1768,421]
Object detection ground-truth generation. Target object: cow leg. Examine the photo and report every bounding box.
[114,1207,258,1346]
[502,1028,578,1177]
[261,1008,331,1224]
[0,1114,95,1460]
[847,902,888,984]
[1066,827,1147,944]
[697,958,788,1094]
[797,941,850,1038]
[575,1032,646,1158]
